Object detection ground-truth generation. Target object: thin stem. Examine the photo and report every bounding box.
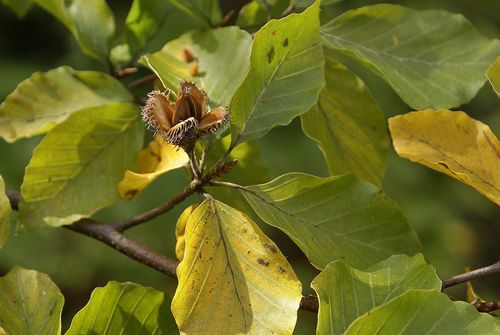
[115,67,138,78]
[68,220,178,277]
[198,145,211,175]
[442,261,500,289]
[127,73,157,90]
[187,150,201,179]
[111,179,203,231]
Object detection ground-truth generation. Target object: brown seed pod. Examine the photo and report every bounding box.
[141,81,229,149]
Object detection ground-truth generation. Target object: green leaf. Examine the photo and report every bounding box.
[230,1,324,145]
[0,66,133,143]
[123,0,206,59]
[169,0,221,27]
[140,26,252,106]
[18,102,143,230]
[0,176,11,249]
[389,110,500,205]
[172,197,302,334]
[0,266,64,335]
[1,0,32,17]
[487,56,500,97]
[301,55,388,187]
[33,0,115,62]
[66,281,177,335]
[236,0,290,30]
[241,173,422,269]
[66,0,115,61]
[321,4,500,109]
[345,290,500,335]
[311,254,441,335]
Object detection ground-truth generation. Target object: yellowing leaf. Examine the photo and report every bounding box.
[118,137,189,201]
[175,204,198,261]
[172,197,302,334]
[389,110,500,205]
[487,56,500,97]
[0,176,10,249]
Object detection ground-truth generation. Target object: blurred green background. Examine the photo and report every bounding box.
[0,0,498,333]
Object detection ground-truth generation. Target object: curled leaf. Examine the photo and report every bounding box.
[175,204,198,261]
[118,137,189,201]
[389,109,500,205]
[487,56,500,97]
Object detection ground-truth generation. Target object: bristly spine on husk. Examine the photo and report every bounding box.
[141,82,230,151]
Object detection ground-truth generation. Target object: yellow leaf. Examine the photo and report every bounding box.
[118,137,189,201]
[389,110,500,205]
[175,204,198,261]
[172,197,302,335]
[487,56,500,97]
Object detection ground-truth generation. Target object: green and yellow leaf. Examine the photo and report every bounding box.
[321,4,500,109]
[18,103,143,230]
[66,281,177,335]
[242,173,422,270]
[389,109,500,205]
[0,266,64,335]
[141,26,252,106]
[487,56,500,97]
[301,55,388,187]
[118,137,189,201]
[312,254,441,335]
[172,197,302,335]
[0,66,132,142]
[0,176,10,249]
[230,1,324,145]
[345,290,500,335]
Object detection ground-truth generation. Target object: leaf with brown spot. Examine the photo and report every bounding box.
[389,109,500,205]
[172,197,301,334]
[118,137,189,201]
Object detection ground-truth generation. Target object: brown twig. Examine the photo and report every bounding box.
[127,73,158,90]
[442,261,500,289]
[68,220,178,277]
[111,180,203,231]
[115,67,138,78]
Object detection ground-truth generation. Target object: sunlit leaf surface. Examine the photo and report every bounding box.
[242,173,422,269]
[66,281,177,335]
[172,197,301,334]
[302,55,387,187]
[19,103,143,229]
[0,66,132,142]
[0,266,64,335]
[141,26,252,106]
[312,254,441,335]
[389,109,500,205]
[345,290,500,335]
[118,137,189,201]
[230,1,324,145]
[321,4,500,109]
